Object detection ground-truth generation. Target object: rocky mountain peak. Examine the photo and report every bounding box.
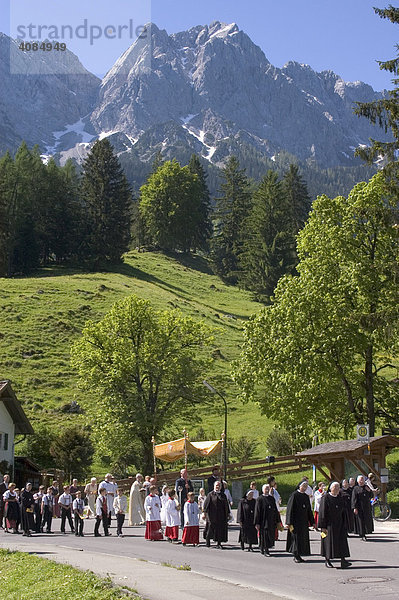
[0,23,391,169]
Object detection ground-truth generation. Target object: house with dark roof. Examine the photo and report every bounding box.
[0,380,34,473]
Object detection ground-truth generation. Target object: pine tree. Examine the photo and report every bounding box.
[211,156,251,282]
[0,152,14,277]
[282,164,311,233]
[188,154,212,251]
[9,143,43,274]
[43,159,81,264]
[60,159,83,261]
[239,171,296,301]
[354,6,399,166]
[150,150,164,175]
[80,139,132,264]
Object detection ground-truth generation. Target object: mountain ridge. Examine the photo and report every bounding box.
[0,22,391,169]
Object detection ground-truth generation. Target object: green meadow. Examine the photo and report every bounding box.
[0,250,275,459]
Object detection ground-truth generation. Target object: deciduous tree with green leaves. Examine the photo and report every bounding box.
[140,159,210,252]
[233,173,399,438]
[49,426,94,481]
[71,296,215,473]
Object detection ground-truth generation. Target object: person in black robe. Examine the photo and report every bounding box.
[318,482,351,569]
[203,480,230,548]
[175,468,194,527]
[286,481,314,563]
[237,491,258,551]
[207,466,221,494]
[340,479,354,534]
[21,483,35,536]
[351,475,373,541]
[254,484,279,556]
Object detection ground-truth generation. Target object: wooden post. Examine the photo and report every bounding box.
[380,447,387,504]
[152,436,157,477]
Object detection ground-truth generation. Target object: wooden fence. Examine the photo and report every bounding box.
[115,454,312,489]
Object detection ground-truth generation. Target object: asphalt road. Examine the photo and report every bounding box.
[1,517,398,600]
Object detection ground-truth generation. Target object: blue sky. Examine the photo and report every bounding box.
[3,0,398,89]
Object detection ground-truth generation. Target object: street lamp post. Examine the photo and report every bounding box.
[203,380,228,481]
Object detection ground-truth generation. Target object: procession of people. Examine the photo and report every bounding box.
[0,468,381,567]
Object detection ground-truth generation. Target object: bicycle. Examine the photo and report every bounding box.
[371,496,391,521]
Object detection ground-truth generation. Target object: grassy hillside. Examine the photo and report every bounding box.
[0,250,275,458]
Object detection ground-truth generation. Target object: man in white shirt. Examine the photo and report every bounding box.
[98,473,118,527]
[58,485,74,534]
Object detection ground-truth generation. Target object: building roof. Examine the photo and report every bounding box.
[0,380,34,435]
[297,435,399,457]
[14,456,41,472]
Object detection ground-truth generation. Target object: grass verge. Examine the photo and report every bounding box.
[0,549,141,599]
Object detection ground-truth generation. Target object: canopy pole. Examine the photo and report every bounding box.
[221,431,226,481]
[183,428,188,471]
[151,436,157,476]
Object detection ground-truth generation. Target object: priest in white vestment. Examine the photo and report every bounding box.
[129,473,145,526]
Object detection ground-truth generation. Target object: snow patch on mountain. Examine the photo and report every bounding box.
[45,118,95,154]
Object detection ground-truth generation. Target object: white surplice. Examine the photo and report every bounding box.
[144,494,161,522]
[183,500,199,526]
[165,498,180,527]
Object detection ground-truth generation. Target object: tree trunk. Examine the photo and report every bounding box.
[140,437,156,476]
[365,344,375,436]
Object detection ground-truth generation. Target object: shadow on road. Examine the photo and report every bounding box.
[344,564,399,570]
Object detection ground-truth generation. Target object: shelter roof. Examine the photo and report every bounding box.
[297,436,399,457]
[0,380,34,435]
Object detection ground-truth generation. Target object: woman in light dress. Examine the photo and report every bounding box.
[84,477,97,518]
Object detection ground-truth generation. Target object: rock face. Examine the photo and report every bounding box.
[0,23,391,166]
[0,33,100,154]
[89,22,390,167]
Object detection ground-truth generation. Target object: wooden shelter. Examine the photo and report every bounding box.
[297,435,399,501]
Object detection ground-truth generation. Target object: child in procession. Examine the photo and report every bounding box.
[165,489,180,543]
[94,487,110,537]
[144,485,163,540]
[313,482,326,530]
[197,488,206,513]
[113,487,128,537]
[73,490,85,536]
[41,487,54,534]
[182,491,200,546]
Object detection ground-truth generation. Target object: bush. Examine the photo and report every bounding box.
[387,488,399,518]
[387,458,399,492]
[265,427,293,456]
[228,436,257,463]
